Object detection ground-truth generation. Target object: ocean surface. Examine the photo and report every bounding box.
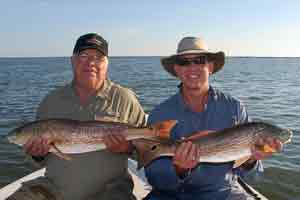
[0,57,299,199]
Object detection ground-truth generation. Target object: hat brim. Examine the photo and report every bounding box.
[161,51,225,77]
[75,45,107,56]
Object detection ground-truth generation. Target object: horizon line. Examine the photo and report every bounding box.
[1,56,300,59]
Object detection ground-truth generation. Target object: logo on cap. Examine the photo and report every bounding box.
[87,38,102,45]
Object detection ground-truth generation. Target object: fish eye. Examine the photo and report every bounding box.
[151,145,157,151]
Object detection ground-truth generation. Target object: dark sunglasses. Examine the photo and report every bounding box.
[174,55,208,67]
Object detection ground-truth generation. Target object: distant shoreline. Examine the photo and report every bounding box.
[1,56,300,59]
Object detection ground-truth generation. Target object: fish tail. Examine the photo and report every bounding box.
[284,128,293,144]
[152,120,177,139]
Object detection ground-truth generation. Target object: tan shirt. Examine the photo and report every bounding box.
[36,79,146,200]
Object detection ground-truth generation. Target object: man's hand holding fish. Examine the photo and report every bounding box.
[172,128,285,171]
[173,140,201,176]
[239,136,284,169]
[24,136,50,157]
[103,133,133,154]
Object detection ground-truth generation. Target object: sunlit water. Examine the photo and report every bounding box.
[0,57,299,199]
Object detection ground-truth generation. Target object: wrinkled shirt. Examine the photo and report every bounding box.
[145,86,261,200]
[36,79,147,200]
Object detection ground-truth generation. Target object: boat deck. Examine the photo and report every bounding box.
[0,159,268,200]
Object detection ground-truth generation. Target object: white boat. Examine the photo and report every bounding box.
[0,159,151,200]
[0,159,268,200]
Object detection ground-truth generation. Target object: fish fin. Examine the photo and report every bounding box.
[284,129,293,144]
[152,120,177,139]
[233,156,252,168]
[183,130,214,141]
[51,144,72,161]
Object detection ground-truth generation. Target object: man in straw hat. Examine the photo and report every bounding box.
[143,36,281,200]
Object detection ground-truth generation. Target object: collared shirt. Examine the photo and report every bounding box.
[145,86,260,200]
[36,79,146,200]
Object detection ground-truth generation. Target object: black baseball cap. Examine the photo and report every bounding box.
[73,33,108,56]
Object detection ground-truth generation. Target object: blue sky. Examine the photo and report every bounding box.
[1,0,300,57]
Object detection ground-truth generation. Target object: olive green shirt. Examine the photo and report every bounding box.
[36,79,147,200]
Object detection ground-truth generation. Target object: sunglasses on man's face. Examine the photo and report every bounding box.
[174,55,208,67]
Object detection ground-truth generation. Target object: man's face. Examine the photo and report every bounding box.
[174,54,214,90]
[71,49,108,91]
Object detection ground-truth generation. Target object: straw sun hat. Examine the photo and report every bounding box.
[161,37,225,77]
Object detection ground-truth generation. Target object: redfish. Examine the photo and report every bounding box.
[132,122,292,169]
[7,118,177,160]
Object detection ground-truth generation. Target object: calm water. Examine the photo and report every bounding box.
[0,57,299,199]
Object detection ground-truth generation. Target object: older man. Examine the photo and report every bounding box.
[8,33,147,200]
[143,36,281,200]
